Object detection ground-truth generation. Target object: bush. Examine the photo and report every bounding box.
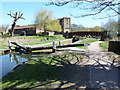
[99,41,108,50]
[1,34,10,38]
[79,36,84,40]
[36,32,42,36]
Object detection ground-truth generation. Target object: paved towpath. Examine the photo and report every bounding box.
[87,41,119,88]
[53,41,119,89]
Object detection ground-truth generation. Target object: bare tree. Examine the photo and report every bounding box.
[46,0,120,18]
[0,24,9,35]
[7,11,25,36]
[2,24,9,33]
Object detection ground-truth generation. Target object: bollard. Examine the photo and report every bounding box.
[52,42,56,53]
[84,43,90,46]
[59,41,61,46]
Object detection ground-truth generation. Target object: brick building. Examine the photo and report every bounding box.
[14,24,36,35]
[58,17,71,34]
[14,17,71,36]
[14,24,54,36]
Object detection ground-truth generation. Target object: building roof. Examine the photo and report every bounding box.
[14,24,35,29]
[58,17,70,20]
[63,17,70,19]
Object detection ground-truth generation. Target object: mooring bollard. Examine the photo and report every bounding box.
[84,43,90,46]
[59,41,61,46]
[52,42,56,53]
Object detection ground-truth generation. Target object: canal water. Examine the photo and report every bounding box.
[0,52,43,79]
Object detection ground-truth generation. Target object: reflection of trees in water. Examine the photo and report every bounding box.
[9,52,43,64]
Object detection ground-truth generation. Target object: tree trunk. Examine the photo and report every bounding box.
[11,22,16,37]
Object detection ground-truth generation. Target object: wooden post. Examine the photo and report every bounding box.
[52,42,56,53]
[59,41,61,46]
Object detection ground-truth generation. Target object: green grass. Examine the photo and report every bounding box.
[0,45,8,49]
[0,35,65,49]
[1,52,89,89]
[0,41,8,49]
[23,35,65,45]
[77,38,98,49]
[0,34,10,38]
[16,35,64,40]
[1,56,64,89]
[99,41,108,50]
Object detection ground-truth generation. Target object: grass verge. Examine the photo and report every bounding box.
[77,38,98,49]
[99,41,108,50]
[1,51,90,89]
[16,35,64,40]
[0,35,66,49]
[1,56,63,89]
[0,45,8,49]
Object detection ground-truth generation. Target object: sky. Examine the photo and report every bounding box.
[0,1,118,28]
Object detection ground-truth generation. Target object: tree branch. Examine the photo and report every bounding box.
[73,4,108,18]
[46,0,73,6]
[46,0,120,18]
[92,14,118,19]
[109,7,120,14]
[7,11,15,18]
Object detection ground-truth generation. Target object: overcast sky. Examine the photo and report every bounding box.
[0,1,118,28]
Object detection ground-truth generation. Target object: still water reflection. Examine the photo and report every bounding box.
[0,52,43,79]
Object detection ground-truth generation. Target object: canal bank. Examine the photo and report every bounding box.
[0,39,73,79]
[0,38,97,79]
[0,39,72,55]
[0,52,48,79]
[2,46,119,89]
[0,39,86,79]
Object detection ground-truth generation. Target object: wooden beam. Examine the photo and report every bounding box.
[31,46,53,51]
[11,42,29,51]
[31,43,90,51]
[10,41,90,54]
[15,47,28,54]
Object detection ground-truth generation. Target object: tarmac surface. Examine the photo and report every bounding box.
[47,41,120,89]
